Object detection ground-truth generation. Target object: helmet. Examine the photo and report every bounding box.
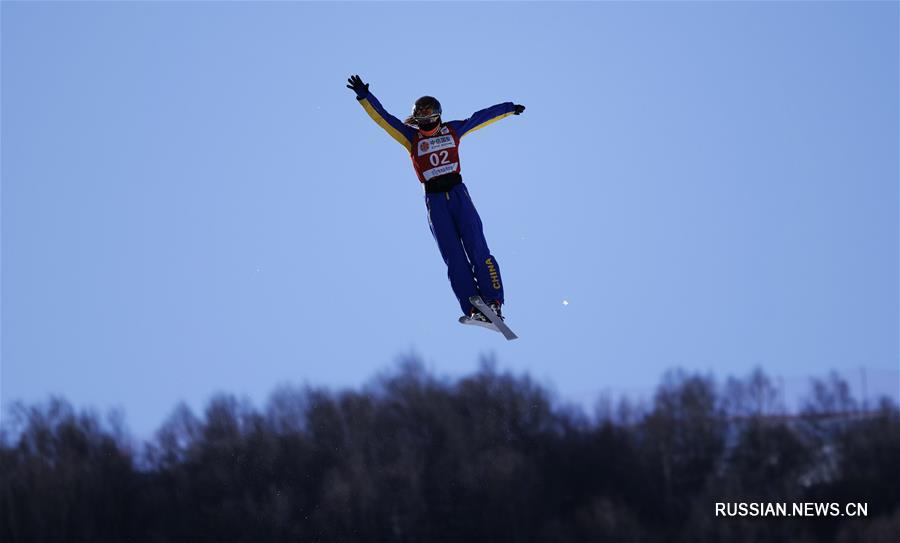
[413,96,442,118]
[405,96,442,128]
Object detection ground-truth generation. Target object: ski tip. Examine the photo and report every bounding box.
[468,295,483,304]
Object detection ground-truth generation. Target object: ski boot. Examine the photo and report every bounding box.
[459,307,497,330]
[488,300,504,321]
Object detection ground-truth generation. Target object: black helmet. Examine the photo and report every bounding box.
[405,96,442,126]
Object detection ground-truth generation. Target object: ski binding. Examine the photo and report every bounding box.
[460,295,518,341]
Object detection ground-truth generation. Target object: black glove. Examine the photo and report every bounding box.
[513,104,525,115]
[346,74,369,99]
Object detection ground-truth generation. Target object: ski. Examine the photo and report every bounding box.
[469,295,518,341]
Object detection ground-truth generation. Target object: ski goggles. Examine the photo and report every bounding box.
[414,113,440,124]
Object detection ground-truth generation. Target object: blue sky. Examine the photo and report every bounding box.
[3,1,897,437]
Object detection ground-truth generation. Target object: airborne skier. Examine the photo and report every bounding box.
[347,74,524,333]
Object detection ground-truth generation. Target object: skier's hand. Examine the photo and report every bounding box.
[513,104,525,115]
[347,75,369,99]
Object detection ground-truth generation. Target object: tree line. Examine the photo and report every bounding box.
[2,358,898,542]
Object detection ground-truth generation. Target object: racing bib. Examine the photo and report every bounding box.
[412,125,462,183]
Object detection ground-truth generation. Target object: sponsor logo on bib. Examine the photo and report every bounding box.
[417,135,456,156]
[423,162,459,181]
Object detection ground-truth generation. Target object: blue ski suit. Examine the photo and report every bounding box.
[355,89,517,315]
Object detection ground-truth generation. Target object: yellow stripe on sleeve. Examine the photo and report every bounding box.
[461,111,515,138]
[360,99,412,153]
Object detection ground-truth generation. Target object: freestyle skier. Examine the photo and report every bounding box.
[347,74,525,329]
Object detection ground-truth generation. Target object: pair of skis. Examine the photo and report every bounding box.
[458,295,518,341]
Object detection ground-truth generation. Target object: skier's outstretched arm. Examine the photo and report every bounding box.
[347,75,416,153]
[452,102,526,138]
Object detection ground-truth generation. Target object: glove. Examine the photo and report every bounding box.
[346,74,369,99]
[513,104,525,115]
